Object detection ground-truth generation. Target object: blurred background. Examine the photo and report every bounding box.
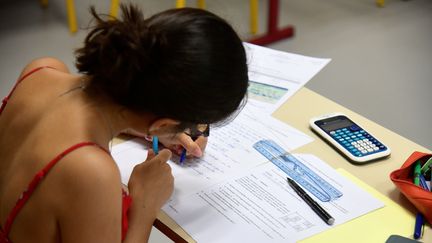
[0,0,431,242]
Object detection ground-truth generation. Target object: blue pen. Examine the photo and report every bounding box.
[179,125,210,165]
[419,174,429,191]
[414,213,424,239]
[179,135,198,165]
[413,161,426,239]
[153,136,159,154]
[180,149,187,164]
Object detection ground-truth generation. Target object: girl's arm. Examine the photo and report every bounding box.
[54,146,173,243]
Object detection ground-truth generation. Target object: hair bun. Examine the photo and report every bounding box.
[75,4,160,99]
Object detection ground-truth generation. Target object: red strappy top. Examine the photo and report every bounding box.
[0,67,132,243]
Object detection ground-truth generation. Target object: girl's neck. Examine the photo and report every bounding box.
[79,83,154,148]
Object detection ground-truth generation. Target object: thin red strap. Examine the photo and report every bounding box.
[0,229,11,243]
[2,142,109,236]
[122,192,132,241]
[0,66,55,115]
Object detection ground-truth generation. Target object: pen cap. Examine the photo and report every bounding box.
[390,151,432,224]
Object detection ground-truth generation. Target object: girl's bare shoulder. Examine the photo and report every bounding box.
[47,145,123,214]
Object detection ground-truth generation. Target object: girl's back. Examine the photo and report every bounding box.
[0,62,120,243]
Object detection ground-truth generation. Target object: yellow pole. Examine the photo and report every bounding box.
[197,0,206,9]
[40,0,48,8]
[65,0,78,33]
[376,0,385,7]
[176,0,186,8]
[250,0,258,35]
[110,0,120,19]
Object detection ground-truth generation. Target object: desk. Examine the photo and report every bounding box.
[124,87,431,242]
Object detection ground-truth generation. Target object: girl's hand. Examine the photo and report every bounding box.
[158,133,208,158]
[128,149,174,218]
[122,128,208,158]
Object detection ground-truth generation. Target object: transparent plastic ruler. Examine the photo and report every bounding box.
[253,139,343,202]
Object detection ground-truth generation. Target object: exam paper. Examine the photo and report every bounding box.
[163,154,384,243]
[111,103,313,201]
[244,43,331,113]
[169,103,313,202]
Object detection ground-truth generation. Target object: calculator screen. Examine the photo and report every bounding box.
[315,116,354,132]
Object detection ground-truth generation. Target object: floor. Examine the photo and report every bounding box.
[0,0,431,242]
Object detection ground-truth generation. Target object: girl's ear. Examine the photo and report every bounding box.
[148,118,180,136]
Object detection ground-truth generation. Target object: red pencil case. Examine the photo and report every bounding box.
[389,151,432,224]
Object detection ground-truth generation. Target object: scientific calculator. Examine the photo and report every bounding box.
[310,113,391,163]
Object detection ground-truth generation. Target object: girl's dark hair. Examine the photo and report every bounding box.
[75,4,248,129]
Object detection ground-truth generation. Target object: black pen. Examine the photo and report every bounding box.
[287,177,335,225]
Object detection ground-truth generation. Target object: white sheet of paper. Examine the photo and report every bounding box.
[244,43,331,113]
[167,103,313,202]
[111,103,313,201]
[163,154,384,243]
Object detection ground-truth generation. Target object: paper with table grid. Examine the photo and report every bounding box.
[244,43,331,113]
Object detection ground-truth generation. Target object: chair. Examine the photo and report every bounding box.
[109,0,258,35]
[247,0,294,46]
[175,0,206,9]
[376,0,385,7]
[40,0,78,33]
[175,0,258,35]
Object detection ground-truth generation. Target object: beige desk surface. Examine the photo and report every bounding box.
[135,87,431,242]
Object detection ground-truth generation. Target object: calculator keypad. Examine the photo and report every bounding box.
[329,127,387,157]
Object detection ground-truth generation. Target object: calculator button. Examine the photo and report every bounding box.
[330,131,336,135]
[349,125,361,131]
